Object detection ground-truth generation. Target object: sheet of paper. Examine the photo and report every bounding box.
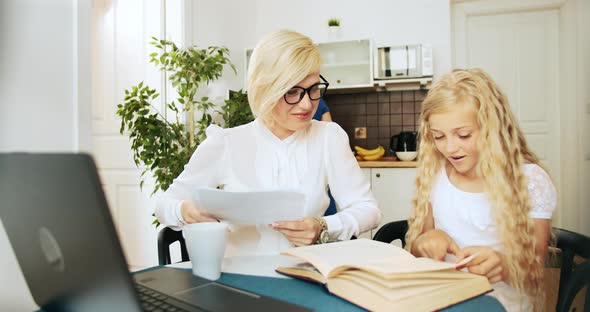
[193,188,306,225]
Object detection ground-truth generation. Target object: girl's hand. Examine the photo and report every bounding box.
[412,229,463,261]
[271,218,321,246]
[459,246,505,283]
[180,200,218,223]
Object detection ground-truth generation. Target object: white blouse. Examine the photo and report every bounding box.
[431,163,556,312]
[155,119,381,256]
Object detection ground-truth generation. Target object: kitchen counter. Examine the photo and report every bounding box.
[357,157,417,168]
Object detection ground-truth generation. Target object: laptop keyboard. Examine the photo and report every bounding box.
[135,283,190,312]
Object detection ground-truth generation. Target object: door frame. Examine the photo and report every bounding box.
[451,0,581,231]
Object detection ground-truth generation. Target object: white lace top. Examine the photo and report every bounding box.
[431,163,557,311]
[155,119,380,257]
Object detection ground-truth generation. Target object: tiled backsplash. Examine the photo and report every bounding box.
[324,90,427,155]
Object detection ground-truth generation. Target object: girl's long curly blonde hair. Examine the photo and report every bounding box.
[406,68,544,306]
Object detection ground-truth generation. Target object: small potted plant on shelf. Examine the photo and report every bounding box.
[327,18,342,41]
[328,17,341,27]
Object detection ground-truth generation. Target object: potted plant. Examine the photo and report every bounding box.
[116,37,242,225]
[327,18,342,41]
[328,17,341,27]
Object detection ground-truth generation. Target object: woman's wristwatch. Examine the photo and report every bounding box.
[313,217,329,244]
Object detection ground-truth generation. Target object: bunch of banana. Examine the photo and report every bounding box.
[354,145,385,161]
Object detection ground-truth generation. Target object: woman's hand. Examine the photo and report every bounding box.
[412,229,463,261]
[271,218,321,246]
[458,246,506,284]
[180,200,218,223]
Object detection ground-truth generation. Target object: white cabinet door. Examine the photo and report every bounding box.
[371,168,417,237]
[92,0,166,269]
[317,39,373,89]
[357,168,373,239]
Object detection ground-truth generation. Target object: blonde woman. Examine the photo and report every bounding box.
[406,68,556,311]
[155,30,380,257]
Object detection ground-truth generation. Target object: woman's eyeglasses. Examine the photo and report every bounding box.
[283,75,329,105]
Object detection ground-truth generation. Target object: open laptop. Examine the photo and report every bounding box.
[0,153,310,312]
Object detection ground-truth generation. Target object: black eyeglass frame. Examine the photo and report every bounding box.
[283,75,330,105]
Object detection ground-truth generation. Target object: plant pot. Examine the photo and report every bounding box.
[328,26,342,41]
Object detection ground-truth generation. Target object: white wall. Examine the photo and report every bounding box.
[0,0,91,152]
[189,0,451,95]
[252,0,451,76]
[0,0,91,310]
[188,0,256,99]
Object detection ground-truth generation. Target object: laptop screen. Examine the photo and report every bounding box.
[0,153,141,311]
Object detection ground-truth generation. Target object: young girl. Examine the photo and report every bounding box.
[405,68,556,311]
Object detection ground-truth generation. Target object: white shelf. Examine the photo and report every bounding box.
[326,77,432,94]
[374,77,433,91]
[322,61,370,68]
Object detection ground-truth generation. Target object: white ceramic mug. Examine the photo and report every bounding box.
[182,222,228,280]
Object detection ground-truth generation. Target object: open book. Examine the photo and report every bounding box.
[276,239,492,311]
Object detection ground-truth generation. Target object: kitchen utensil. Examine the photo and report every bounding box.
[396,151,417,161]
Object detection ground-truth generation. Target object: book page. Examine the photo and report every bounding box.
[358,256,469,278]
[276,263,327,284]
[192,188,306,224]
[328,270,491,311]
[341,266,474,289]
[282,239,446,277]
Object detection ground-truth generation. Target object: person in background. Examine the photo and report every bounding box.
[312,98,337,216]
[313,98,332,121]
[155,29,380,257]
[405,68,556,311]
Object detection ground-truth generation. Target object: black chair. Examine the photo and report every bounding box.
[372,220,408,247]
[157,227,189,265]
[555,228,590,312]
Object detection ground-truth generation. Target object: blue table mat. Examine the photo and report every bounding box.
[137,267,506,312]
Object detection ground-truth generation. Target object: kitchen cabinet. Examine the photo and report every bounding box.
[317,39,432,93]
[245,39,431,92]
[317,39,373,90]
[247,39,374,90]
[359,167,417,239]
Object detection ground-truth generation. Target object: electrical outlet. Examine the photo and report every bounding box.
[354,127,367,139]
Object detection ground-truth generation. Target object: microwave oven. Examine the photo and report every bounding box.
[375,44,433,79]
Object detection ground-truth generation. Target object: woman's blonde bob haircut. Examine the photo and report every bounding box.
[247,29,322,126]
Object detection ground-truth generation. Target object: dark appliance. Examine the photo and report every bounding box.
[390,131,417,153]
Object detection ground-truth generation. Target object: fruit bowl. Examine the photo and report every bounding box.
[396,151,417,161]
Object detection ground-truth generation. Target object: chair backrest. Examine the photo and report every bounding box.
[157,227,189,265]
[555,227,590,312]
[372,220,408,247]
